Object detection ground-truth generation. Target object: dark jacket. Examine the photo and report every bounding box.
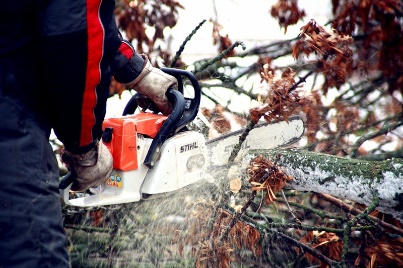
[0,0,144,153]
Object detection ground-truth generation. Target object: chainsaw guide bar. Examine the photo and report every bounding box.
[206,115,305,168]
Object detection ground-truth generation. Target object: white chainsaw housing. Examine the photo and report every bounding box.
[61,131,207,207]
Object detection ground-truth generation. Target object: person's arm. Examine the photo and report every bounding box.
[39,0,119,191]
[110,38,177,115]
[40,0,177,191]
[40,0,120,154]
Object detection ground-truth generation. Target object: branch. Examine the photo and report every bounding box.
[302,113,402,155]
[64,224,111,233]
[193,41,246,74]
[199,81,259,100]
[223,207,339,267]
[318,193,403,236]
[359,147,403,161]
[341,191,379,267]
[245,148,403,223]
[350,120,403,158]
[258,221,338,267]
[236,38,295,58]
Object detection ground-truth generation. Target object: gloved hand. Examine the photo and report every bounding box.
[61,141,113,192]
[126,55,177,115]
[111,40,177,115]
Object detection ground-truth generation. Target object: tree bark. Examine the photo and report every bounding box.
[244,148,403,223]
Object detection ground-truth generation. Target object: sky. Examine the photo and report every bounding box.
[168,0,333,62]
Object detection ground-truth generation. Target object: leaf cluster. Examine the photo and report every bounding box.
[247,154,292,204]
[270,0,306,33]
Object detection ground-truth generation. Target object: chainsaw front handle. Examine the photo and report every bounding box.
[122,68,201,169]
[143,88,185,168]
[160,68,201,131]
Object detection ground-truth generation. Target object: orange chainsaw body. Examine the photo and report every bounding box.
[102,113,167,171]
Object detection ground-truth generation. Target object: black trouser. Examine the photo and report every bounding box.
[0,58,70,267]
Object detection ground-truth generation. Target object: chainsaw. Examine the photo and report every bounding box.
[59,68,305,207]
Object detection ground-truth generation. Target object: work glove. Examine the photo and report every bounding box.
[126,55,177,115]
[61,141,113,192]
[112,40,177,115]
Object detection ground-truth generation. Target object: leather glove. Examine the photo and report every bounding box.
[62,141,113,192]
[126,55,177,115]
[111,40,177,115]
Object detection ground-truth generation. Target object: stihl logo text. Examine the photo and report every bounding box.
[180,142,198,153]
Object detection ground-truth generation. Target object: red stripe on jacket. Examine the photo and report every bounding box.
[80,0,104,146]
[118,41,134,59]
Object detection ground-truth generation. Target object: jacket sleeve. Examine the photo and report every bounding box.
[40,0,122,154]
[110,38,146,85]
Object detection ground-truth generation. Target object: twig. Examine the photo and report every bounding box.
[289,70,314,93]
[359,147,403,161]
[350,120,403,158]
[340,191,379,268]
[193,41,246,74]
[302,113,402,153]
[318,193,403,236]
[280,189,301,223]
[228,121,258,163]
[275,198,346,221]
[64,224,111,233]
[170,20,206,67]
[216,203,338,266]
[263,225,338,267]
[237,38,295,58]
[215,191,258,247]
[199,81,259,100]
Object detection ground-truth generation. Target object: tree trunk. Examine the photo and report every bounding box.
[245,148,403,223]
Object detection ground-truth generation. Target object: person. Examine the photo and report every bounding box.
[0,1,177,267]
